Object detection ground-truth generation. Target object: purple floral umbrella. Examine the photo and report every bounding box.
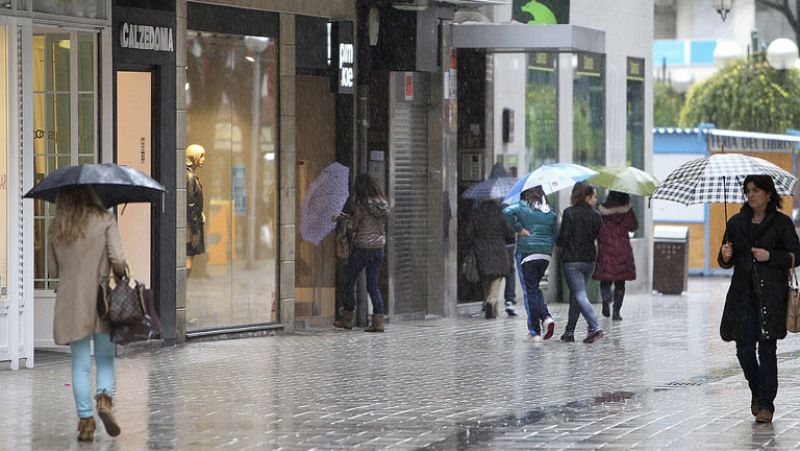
[300,162,350,245]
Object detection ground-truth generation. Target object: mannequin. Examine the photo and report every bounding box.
[186,144,206,277]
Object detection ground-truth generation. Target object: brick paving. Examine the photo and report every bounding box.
[4,277,800,449]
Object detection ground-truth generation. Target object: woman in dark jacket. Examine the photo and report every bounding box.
[593,191,638,320]
[470,200,515,318]
[718,175,800,423]
[557,182,604,344]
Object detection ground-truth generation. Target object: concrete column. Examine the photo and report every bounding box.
[175,0,188,343]
[557,53,574,208]
[279,14,297,331]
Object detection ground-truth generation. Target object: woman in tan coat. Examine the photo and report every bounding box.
[47,186,127,441]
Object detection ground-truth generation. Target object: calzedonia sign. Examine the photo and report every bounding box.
[120,22,174,52]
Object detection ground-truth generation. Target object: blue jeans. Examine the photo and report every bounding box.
[70,333,115,418]
[562,262,601,334]
[515,253,529,310]
[344,247,385,314]
[520,257,551,335]
[504,246,517,303]
[737,302,778,413]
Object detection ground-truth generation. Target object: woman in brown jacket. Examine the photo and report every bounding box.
[47,186,127,441]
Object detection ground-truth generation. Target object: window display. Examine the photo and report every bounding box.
[572,52,605,168]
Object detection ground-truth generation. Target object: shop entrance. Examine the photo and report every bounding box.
[116,71,152,285]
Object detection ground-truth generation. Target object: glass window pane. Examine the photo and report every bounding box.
[78,34,94,92]
[186,31,279,330]
[573,52,605,168]
[44,35,71,93]
[627,58,645,237]
[45,93,71,156]
[78,93,94,154]
[525,52,558,172]
[32,0,105,20]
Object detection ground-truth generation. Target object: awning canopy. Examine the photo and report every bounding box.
[451,23,605,53]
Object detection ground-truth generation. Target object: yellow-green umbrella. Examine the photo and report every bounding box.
[588,166,660,196]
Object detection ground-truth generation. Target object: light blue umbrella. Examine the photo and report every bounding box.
[503,163,597,205]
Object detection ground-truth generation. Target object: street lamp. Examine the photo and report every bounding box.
[713,0,732,22]
[671,69,694,94]
[766,38,799,70]
[713,40,743,68]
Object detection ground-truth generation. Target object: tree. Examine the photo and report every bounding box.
[654,81,684,127]
[678,58,800,133]
[757,1,800,46]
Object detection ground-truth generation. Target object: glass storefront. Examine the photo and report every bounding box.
[572,52,605,167]
[525,52,558,172]
[32,31,98,290]
[626,57,645,236]
[185,31,279,330]
[0,24,7,299]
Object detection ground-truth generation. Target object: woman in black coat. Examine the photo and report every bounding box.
[469,200,515,319]
[718,175,800,424]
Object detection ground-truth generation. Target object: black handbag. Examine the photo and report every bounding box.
[97,268,146,325]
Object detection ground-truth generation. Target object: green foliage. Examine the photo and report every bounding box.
[678,58,800,133]
[525,83,557,169]
[654,81,684,127]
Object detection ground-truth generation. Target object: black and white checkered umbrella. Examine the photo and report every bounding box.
[652,153,798,205]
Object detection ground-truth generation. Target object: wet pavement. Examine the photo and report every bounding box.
[5,277,800,449]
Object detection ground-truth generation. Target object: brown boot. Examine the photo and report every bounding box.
[77,417,95,441]
[95,390,121,437]
[755,409,773,423]
[333,310,354,330]
[751,396,759,417]
[365,314,384,333]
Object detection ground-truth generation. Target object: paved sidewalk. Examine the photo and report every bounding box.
[3,277,800,450]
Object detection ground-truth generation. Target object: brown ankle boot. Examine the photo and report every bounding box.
[77,417,95,441]
[755,409,773,423]
[333,310,354,330]
[365,314,384,332]
[95,390,121,437]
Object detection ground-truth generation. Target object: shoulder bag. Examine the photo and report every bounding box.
[787,254,800,333]
[97,267,146,325]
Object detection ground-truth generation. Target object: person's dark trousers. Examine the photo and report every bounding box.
[736,302,778,413]
[344,247,385,314]
[504,246,517,304]
[600,280,626,314]
[564,293,580,336]
[520,258,551,336]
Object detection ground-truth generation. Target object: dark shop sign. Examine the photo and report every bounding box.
[512,0,570,24]
[331,21,354,94]
[120,22,174,52]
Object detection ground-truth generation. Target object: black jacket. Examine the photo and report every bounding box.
[557,204,602,263]
[468,202,515,280]
[717,208,800,342]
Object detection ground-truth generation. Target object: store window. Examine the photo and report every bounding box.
[572,52,605,168]
[0,25,7,299]
[627,57,645,237]
[31,1,107,19]
[32,31,98,290]
[185,31,278,330]
[525,52,558,172]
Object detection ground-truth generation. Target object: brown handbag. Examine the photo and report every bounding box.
[97,268,146,325]
[787,254,800,333]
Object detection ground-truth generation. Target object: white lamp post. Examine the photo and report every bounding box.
[671,69,694,94]
[713,40,743,68]
[766,38,800,70]
[713,0,732,22]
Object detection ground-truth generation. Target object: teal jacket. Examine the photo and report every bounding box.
[503,201,558,255]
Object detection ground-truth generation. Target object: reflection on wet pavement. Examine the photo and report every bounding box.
[4,277,800,449]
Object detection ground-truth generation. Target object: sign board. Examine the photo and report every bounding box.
[512,0,570,24]
[119,22,174,52]
[707,133,798,153]
[627,57,645,81]
[331,21,354,94]
[404,72,414,101]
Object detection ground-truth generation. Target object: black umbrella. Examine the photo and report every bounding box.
[24,163,166,208]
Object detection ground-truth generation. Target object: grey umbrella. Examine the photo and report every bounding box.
[24,163,166,208]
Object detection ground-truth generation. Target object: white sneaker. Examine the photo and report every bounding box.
[530,334,543,342]
[542,316,555,340]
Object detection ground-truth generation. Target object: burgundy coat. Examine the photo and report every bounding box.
[592,203,638,281]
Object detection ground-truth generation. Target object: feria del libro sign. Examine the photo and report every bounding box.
[120,22,174,52]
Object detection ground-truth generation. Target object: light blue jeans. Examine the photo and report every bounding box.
[70,333,115,418]
[562,262,601,334]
